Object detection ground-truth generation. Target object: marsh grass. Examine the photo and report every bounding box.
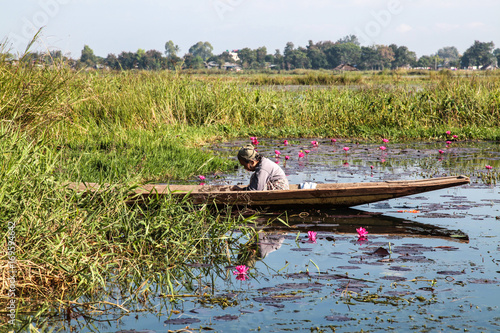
[0,125,257,330]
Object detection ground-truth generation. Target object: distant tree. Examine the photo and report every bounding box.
[183,53,204,69]
[188,41,213,61]
[105,53,119,69]
[237,48,257,68]
[143,49,164,70]
[273,49,284,69]
[358,46,380,70]
[390,45,417,69]
[434,46,460,68]
[218,51,234,63]
[416,55,432,68]
[80,45,96,67]
[164,40,180,57]
[461,40,496,68]
[284,44,311,69]
[494,48,500,67]
[118,51,136,69]
[377,45,395,69]
[324,43,361,68]
[256,46,267,65]
[306,40,328,69]
[336,35,360,46]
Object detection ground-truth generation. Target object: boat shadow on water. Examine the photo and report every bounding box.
[238,207,469,244]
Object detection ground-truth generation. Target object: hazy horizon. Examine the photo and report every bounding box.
[2,0,499,59]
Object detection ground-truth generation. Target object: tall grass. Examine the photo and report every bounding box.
[0,125,256,330]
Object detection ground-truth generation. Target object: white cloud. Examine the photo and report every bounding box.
[435,23,460,32]
[466,22,486,29]
[396,24,412,33]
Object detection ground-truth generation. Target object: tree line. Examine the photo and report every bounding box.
[6,35,500,71]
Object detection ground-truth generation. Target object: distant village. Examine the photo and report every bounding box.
[3,36,499,72]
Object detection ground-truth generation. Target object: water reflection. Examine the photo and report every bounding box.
[251,208,469,243]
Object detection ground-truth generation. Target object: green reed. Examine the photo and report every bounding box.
[0,125,256,330]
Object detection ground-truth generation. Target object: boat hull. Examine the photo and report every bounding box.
[127,175,470,207]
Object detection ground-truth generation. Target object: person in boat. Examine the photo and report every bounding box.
[232,144,289,191]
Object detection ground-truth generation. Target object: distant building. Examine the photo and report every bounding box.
[229,51,239,62]
[222,62,242,71]
[204,61,220,69]
[333,63,358,71]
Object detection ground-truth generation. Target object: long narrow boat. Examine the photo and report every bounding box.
[71,175,470,208]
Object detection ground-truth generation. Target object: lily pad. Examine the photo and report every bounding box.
[325,315,352,321]
[164,317,201,325]
[437,270,465,275]
[213,314,239,321]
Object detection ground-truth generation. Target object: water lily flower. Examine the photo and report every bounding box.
[233,265,249,277]
[438,150,444,154]
[250,136,256,141]
[343,147,350,152]
[446,131,451,135]
[298,151,305,158]
[486,165,492,170]
[198,175,206,181]
[446,141,452,144]
[370,165,374,169]
[331,138,337,143]
[452,135,458,139]
[311,140,318,147]
[356,227,368,238]
[381,158,386,163]
[285,155,290,160]
[382,138,389,143]
[275,150,281,157]
[379,146,387,151]
[284,140,289,146]
[305,150,310,154]
[308,231,317,243]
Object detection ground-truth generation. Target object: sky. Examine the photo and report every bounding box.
[2,0,499,59]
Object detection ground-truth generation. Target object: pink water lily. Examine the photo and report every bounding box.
[311,140,319,147]
[446,131,451,135]
[198,175,206,181]
[305,150,310,154]
[285,155,290,160]
[298,151,305,158]
[308,231,317,243]
[275,150,281,157]
[382,138,389,143]
[446,141,452,144]
[356,227,368,238]
[438,149,444,154]
[343,147,350,152]
[233,265,248,274]
[284,140,289,146]
[486,165,492,170]
[331,138,337,143]
[381,158,386,163]
[379,146,387,151]
[452,135,458,139]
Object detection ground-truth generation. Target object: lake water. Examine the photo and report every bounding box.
[32,139,500,332]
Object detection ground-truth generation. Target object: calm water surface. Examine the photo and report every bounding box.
[52,139,500,332]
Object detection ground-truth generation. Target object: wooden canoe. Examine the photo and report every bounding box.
[71,175,470,208]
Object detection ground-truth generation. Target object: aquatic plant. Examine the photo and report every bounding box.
[307,231,317,243]
[356,227,369,239]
